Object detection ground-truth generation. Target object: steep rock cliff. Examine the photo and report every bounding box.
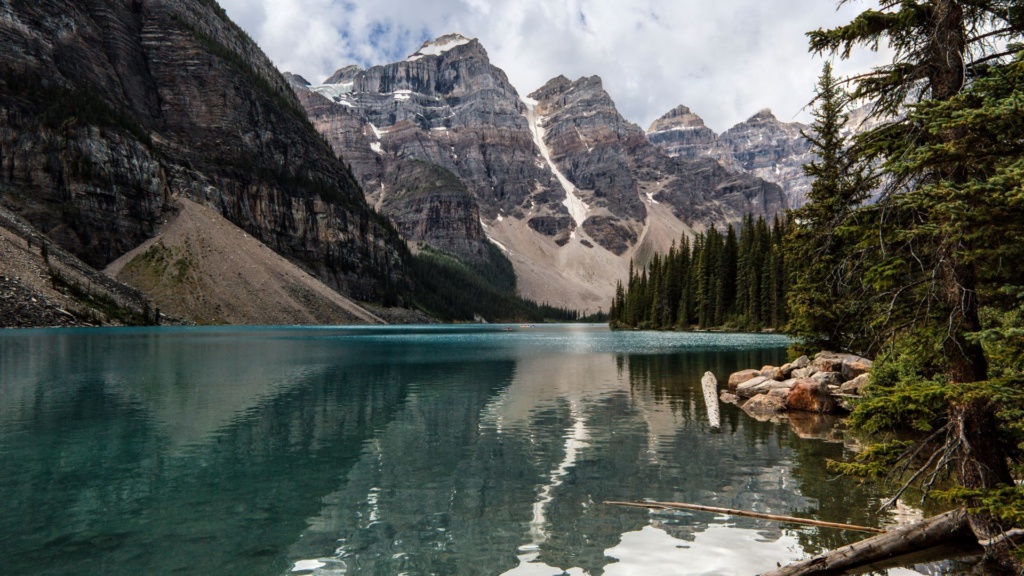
[529,76,786,243]
[380,160,492,263]
[0,0,407,304]
[717,109,812,207]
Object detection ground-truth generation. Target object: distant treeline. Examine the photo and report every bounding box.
[609,215,788,331]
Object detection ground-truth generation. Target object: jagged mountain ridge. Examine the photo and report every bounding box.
[0,0,407,314]
[648,104,883,207]
[290,34,786,312]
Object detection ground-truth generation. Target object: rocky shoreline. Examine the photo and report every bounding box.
[722,351,872,419]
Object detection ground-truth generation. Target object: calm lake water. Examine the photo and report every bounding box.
[0,325,960,575]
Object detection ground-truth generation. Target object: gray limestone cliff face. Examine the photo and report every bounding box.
[646,105,740,171]
[380,160,492,263]
[531,76,786,244]
[530,75,647,222]
[718,109,812,206]
[0,0,407,302]
[291,34,575,259]
[298,35,564,220]
[648,106,815,207]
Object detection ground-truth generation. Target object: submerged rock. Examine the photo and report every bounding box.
[719,391,742,406]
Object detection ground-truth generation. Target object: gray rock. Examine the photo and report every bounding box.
[840,374,870,395]
[736,376,773,398]
[759,365,785,381]
[791,367,817,379]
[728,369,761,391]
[720,391,742,405]
[772,379,798,390]
[811,371,845,387]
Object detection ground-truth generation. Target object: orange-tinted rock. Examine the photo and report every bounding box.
[785,379,838,413]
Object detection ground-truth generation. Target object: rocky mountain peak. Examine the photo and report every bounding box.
[647,104,708,134]
[531,75,621,119]
[748,108,778,122]
[644,104,733,166]
[324,64,363,85]
[406,33,480,61]
[283,72,311,88]
[528,75,573,102]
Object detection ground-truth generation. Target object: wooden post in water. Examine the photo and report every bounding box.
[701,371,720,429]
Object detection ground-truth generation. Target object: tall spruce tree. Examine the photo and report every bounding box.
[810,1,1024,565]
[786,61,872,349]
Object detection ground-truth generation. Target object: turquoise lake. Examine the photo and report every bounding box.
[0,325,965,575]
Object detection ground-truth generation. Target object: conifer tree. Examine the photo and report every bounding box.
[809,2,1024,563]
[786,61,871,349]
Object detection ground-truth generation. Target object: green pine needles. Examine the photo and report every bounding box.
[803,0,1024,562]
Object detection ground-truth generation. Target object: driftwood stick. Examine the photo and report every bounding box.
[604,500,885,534]
[701,371,721,429]
[978,527,1024,548]
[760,508,973,576]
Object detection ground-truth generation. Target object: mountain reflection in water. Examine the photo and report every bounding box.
[0,325,965,575]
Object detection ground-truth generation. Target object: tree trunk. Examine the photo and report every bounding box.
[924,5,1018,568]
[760,509,973,576]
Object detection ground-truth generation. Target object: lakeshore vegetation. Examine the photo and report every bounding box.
[613,1,1024,569]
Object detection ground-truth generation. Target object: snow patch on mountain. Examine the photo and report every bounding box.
[310,83,353,103]
[407,34,472,61]
[521,96,590,228]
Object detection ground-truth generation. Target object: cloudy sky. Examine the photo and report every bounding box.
[219,0,886,133]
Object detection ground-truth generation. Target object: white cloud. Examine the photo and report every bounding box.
[219,0,887,132]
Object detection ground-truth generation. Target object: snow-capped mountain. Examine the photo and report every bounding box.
[288,34,786,312]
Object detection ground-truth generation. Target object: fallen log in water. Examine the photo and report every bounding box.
[759,508,974,576]
[604,500,884,534]
[701,371,720,429]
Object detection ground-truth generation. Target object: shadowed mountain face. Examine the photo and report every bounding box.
[0,0,407,303]
[289,34,786,312]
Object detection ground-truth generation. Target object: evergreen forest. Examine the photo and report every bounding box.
[608,215,788,331]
